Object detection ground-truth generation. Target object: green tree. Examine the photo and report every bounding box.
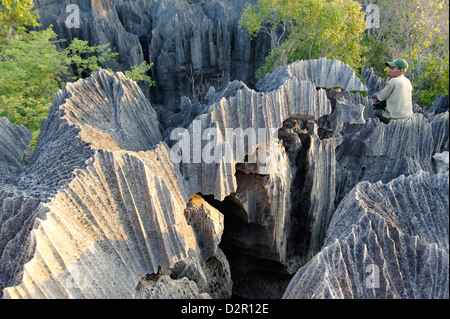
[0,0,39,42]
[65,38,118,79]
[0,1,155,149]
[0,28,64,134]
[124,61,155,87]
[239,0,367,79]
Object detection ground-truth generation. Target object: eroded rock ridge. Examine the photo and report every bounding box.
[0,56,448,299]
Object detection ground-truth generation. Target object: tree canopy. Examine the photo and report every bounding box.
[0,0,39,41]
[239,0,367,79]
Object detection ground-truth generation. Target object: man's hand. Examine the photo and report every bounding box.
[372,92,379,104]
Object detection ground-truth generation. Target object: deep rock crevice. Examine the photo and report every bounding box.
[0,53,448,299]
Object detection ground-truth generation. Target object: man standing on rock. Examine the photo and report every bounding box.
[372,59,413,124]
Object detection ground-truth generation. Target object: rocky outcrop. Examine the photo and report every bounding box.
[134,274,212,299]
[0,70,231,299]
[362,68,385,99]
[257,58,368,93]
[0,118,32,188]
[428,95,449,114]
[34,0,270,111]
[283,171,449,299]
[335,109,449,206]
[1,56,448,299]
[176,58,368,202]
[167,58,368,298]
[433,151,449,173]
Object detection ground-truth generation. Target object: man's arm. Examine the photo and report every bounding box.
[374,80,395,102]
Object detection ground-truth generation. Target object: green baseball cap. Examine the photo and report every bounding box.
[385,59,408,71]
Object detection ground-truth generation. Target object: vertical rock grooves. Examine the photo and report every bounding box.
[0,70,231,299]
[177,58,367,298]
[34,0,271,111]
[0,118,32,189]
[257,58,368,93]
[283,171,449,299]
[0,56,448,299]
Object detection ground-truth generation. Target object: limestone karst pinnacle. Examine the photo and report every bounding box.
[1,55,448,299]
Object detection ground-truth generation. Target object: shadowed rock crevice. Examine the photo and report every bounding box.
[201,193,293,299]
[284,171,449,299]
[0,56,448,299]
[0,70,231,299]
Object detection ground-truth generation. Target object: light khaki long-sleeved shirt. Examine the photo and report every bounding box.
[376,74,413,120]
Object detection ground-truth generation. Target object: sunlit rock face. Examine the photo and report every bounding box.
[0,70,230,299]
[0,55,448,299]
[284,171,449,299]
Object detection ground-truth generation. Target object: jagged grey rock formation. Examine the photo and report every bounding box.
[428,111,449,155]
[178,77,332,202]
[178,58,368,202]
[134,274,211,299]
[257,58,368,93]
[362,68,386,99]
[283,171,449,299]
[433,151,449,173]
[166,59,368,298]
[34,0,144,75]
[34,0,269,111]
[428,95,449,114]
[0,118,32,188]
[0,56,448,299]
[0,70,231,299]
[335,112,449,204]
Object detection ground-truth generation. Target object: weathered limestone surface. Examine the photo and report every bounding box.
[257,58,368,93]
[335,112,449,204]
[433,151,449,173]
[34,0,269,111]
[283,171,449,299]
[428,95,449,114]
[179,59,364,201]
[362,68,385,99]
[0,118,32,188]
[0,70,230,299]
[0,56,448,299]
[279,63,449,300]
[135,274,211,299]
